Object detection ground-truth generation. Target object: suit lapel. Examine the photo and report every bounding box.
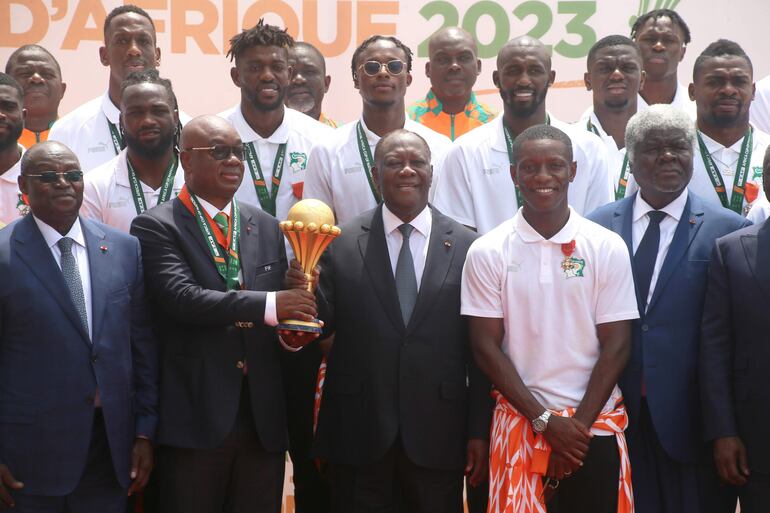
[406,209,455,332]
[358,206,405,332]
[647,195,703,312]
[13,215,91,346]
[178,199,226,288]
[240,210,259,290]
[742,224,770,303]
[83,219,111,345]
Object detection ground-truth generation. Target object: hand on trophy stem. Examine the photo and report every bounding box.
[279,326,323,349]
[276,289,318,321]
[285,259,321,292]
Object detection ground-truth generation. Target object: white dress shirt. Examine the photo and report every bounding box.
[382,204,432,289]
[196,196,278,326]
[32,216,93,338]
[631,189,688,309]
[0,145,25,226]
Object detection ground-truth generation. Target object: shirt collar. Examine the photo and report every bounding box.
[382,203,432,238]
[514,206,580,244]
[698,128,750,155]
[0,145,24,183]
[492,112,555,153]
[196,196,232,219]
[632,188,688,223]
[100,91,120,125]
[234,104,290,144]
[33,216,86,249]
[114,150,130,187]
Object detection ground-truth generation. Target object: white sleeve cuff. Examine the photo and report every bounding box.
[264,291,278,326]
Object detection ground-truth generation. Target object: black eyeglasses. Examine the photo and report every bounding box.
[357,60,406,77]
[25,170,84,183]
[184,145,245,161]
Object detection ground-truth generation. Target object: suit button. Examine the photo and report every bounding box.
[236,361,245,369]
[641,324,649,332]
[91,354,98,363]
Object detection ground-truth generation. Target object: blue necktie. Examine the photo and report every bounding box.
[395,224,418,324]
[634,210,666,311]
[58,237,89,335]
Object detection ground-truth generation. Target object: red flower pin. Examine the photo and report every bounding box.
[561,240,576,258]
[100,245,108,253]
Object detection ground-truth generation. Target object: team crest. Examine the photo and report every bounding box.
[16,193,30,216]
[752,166,763,179]
[561,257,585,278]
[289,152,307,173]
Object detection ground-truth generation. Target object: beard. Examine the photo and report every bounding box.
[249,87,287,112]
[501,85,549,118]
[707,102,746,128]
[123,128,175,159]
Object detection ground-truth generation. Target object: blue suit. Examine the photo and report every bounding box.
[0,215,157,497]
[588,192,748,513]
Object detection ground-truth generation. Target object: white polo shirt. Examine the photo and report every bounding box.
[218,105,333,222]
[303,116,451,225]
[433,115,613,234]
[82,149,185,233]
[461,208,639,415]
[49,91,191,173]
[687,127,770,213]
[637,83,696,119]
[577,108,630,199]
[0,147,25,226]
[750,75,770,134]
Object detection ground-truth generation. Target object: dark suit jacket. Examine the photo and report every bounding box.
[313,205,493,470]
[130,198,288,452]
[588,192,748,464]
[0,215,157,494]
[700,219,770,473]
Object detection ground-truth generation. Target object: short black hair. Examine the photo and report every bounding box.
[373,129,431,168]
[226,19,294,63]
[511,124,573,164]
[630,9,691,46]
[351,35,413,79]
[5,44,62,75]
[103,4,155,40]
[587,35,640,67]
[0,72,24,101]
[693,39,753,81]
[120,69,176,108]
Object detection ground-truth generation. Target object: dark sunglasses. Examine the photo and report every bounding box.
[25,170,84,183]
[358,60,406,77]
[185,145,245,161]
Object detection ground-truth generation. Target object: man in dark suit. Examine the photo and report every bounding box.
[130,115,317,513]
[700,145,770,512]
[588,104,748,513]
[312,129,492,512]
[0,141,157,512]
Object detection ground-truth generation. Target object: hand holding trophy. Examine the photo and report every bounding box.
[278,199,341,348]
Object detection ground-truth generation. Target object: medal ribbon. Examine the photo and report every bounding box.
[178,185,242,290]
[697,127,753,214]
[356,121,382,203]
[107,120,125,155]
[586,118,630,200]
[244,142,286,217]
[126,154,179,215]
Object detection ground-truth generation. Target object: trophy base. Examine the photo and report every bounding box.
[277,319,323,334]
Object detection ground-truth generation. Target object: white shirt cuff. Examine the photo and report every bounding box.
[264,291,278,326]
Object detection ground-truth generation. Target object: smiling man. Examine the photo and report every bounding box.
[686,40,769,217]
[580,35,645,200]
[408,27,495,141]
[303,35,450,225]
[285,41,336,128]
[5,44,66,148]
[434,36,613,234]
[82,70,184,233]
[463,124,638,512]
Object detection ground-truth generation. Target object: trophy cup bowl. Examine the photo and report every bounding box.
[278,199,341,334]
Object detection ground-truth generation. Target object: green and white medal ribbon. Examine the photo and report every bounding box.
[244,142,286,217]
[126,154,179,214]
[697,127,753,214]
[356,121,381,203]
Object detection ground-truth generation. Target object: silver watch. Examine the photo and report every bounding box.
[532,410,551,434]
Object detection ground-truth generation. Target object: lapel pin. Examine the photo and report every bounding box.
[246,225,252,234]
[99,245,108,253]
[689,217,696,225]
[444,240,452,248]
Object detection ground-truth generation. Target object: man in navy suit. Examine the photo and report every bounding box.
[588,104,748,513]
[0,141,158,512]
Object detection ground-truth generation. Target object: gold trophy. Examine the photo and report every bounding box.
[278,199,341,333]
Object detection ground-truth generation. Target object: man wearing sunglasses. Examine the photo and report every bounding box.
[303,35,451,225]
[82,70,184,233]
[130,114,318,513]
[0,140,158,512]
[220,20,332,224]
[0,73,26,226]
[434,36,613,235]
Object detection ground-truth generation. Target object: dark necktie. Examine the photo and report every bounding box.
[634,210,667,311]
[395,224,418,324]
[58,237,89,335]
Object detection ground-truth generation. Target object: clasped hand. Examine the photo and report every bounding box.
[543,415,592,480]
[277,259,322,349]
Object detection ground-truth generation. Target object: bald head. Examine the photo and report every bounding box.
[180,115,237,149]
[428,27,477,56]
[497,36,552,71]
[21,141,77,174]
[425,27,481,110]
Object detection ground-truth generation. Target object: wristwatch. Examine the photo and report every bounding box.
[532,410,552,434]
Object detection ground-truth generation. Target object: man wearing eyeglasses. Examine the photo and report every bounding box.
[303,35,451,225]
[130,114,318,513]
[0,140,158,512]
[219,20,332,224]
[0,73,27,226]
[82,70,184,233]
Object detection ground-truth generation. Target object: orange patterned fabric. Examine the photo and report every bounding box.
[488,391,634,513]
